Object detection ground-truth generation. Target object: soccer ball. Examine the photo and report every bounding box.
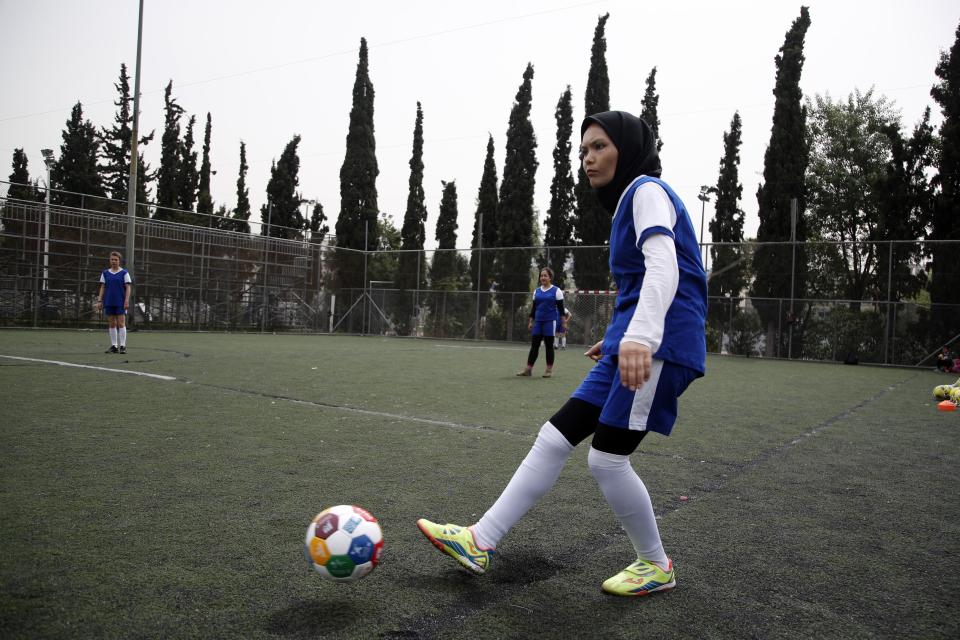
[950,386,960,404]
[304,505,384,582]
[933,384,954,400]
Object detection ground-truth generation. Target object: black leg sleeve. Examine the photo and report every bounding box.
[544,336,555,366]
[527,335,543,366]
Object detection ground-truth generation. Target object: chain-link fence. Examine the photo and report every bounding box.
[2,195,957,367]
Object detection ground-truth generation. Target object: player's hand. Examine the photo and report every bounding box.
[96,300,103,309]
[619,341,652,391]
[124,301,129,310]
[527,319,533,330]
[584,341,603,361]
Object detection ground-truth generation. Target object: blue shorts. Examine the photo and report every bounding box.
[531,320,556,337]
[571,355,697,436]
[103,305,126,316]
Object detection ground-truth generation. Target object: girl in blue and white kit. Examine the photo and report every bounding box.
[96,251,133,354]
[418,111,707,597]
[516,267,566,378]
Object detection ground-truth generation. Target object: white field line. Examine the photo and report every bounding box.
[0,355,176,381]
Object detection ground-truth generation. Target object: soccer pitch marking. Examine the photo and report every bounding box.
[433,343,528,352]
[0,354,177,381]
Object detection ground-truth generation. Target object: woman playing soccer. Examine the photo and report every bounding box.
[96,251,133,354]
[418,111,707,597]
[516,267,566,378]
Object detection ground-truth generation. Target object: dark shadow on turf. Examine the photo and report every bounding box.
[264,598,362,636]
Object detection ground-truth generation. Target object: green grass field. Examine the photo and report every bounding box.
[1,329,958,639]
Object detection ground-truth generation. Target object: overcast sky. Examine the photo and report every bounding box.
[2,0,958,251]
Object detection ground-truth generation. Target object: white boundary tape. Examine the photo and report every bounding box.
[0,355,176,381]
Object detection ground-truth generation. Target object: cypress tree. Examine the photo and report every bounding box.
[100,63,154,213]
[573,13,612,290]
[495,62,538,302]
[154,81,183,221]
[309,201,328,242]
[230,141,251,233]
[197,112,214,223]
[708,112,747,328]
[53,102,107,210]
[335,37,379,290]
[428,181,471,337]
[543,87,575,289]
[394,102,428,334]
[177,115,199,218]
[930,20,960,336]
[750,6,811,356]
[260,135,303,239]
[431,180,466,287]
[640,67,663,151]
[469,135,499,297]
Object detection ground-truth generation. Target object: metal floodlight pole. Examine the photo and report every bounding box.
[788,198,798,359]
[125,0,145,327]
[698,185,711,267]
[40,149,55,292]
[474,211,483,340]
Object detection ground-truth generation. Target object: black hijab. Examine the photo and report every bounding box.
[581,111,662,213]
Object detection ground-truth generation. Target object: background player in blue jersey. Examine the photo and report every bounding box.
[96,251,133,354]
[418,111,707,598]
[517,267,566,378]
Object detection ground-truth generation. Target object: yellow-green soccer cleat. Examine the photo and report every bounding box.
[416,519,494,574]
[602,558,676,597]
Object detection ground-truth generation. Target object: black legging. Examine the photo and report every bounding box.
[527,335,555,367]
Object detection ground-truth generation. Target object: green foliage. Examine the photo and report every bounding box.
[802,305,884,363]
[543,87,575,289]
[930,21,960,332]
[728,306,763,357]
[260,135,304,239]
[573,13,612,290]
[52,102,107,210]
[751,6,811,349]
[197,113,214,219]
[3,149,42,241]
[640,66,663,151]
[365,211,400,284]
[154,81,184,221]
[494,63,538,299]
[708,112,747,326]
[335,38,379,290]
[469,135,499,297]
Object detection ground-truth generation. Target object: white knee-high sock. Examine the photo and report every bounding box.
[471,422,575,549]
[118,327,127,347]
[588,447,668,566]
[109,327,118,346]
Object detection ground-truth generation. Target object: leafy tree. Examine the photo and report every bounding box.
[229,141,251,233]
[930,20,960,336]
[640,67,663,151]
[52,102,107,210]
[197,112,214,223]
[543,87,575,288]
[335,38,379,290]
[573,13,612,290]
[177,115,199,217]
[494,62,538,303]
[154,81,184,221]
[708,112,747,329]
[804,90,900,303]
[750,6,811,356]
[99,63,153,215]
[260,135,303,239]
[393,102,428,334]
[428,181,471,337]
[469,134,499,299]
[3,149,43,240]
[309,202,329,242]
[365,211,400,285]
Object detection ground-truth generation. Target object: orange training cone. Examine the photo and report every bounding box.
[938,400,957,412]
